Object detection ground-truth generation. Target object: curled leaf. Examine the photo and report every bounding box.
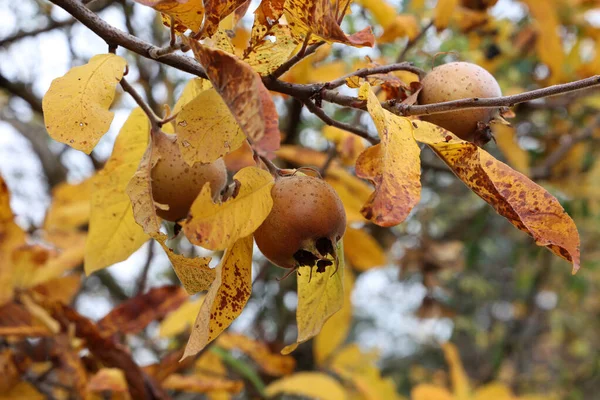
[43,54,127,154]
[356,82,422,227]
[265,372,347,400]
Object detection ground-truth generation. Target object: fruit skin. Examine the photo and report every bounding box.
[254,174,346,269]
[417,62,502,141]
[151,131,227,222]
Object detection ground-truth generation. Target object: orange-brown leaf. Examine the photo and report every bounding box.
[250,0,285,45]
[356,83,421,227]
[202,0,248,38]
[97,285,188,336]
[413,121,580,273]
[162,373,244,394]
[185,39,281,154]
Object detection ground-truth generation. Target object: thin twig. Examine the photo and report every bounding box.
[270,41,325,79]
[136,241,155,295]
[392,75,600,116]
[120,78,161,129]
[396,21,434,63]
[302,100,379,145]
[531,114,600,180]
[327,62,426,89]
[319,146,337,177]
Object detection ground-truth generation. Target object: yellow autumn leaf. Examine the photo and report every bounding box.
[217,333,296,376]
[175,88,246,165]
[314,266,354,366]
[159,296,205,338]
[244,24,298,76]
[87,368,130,399]
[183,166,274,251]
[412,384,454,400]
[284,0,375,47]
[182,235,253,359]
[379,14,420,43]
[84,108,150,274]
[326,167,372,224]
[356,82,422,227]
[343,227,386,271]
[492,124,530,176]
[43,178,92,232]
[521,0,564,84]
[330,344,404,400]
[413,120,581,273]
[135,0,205,33]
[155,233,216,295]
[126,138,162,235]
[265,372,347,400]
[171,78,212,116]
[0,382,44,400]
[323,125,366,166]
[473,383,515,400]
[442,342,470,400]
[285,240,345,352]
[43,54,127,154]
[434,0,460,32]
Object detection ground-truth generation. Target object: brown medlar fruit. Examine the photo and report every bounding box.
[254,174,346,271]
[417,61,502,143]
[151,131,227,222]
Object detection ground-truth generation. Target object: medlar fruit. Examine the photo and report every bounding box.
[151,131,227,222]
[254,174,346,271]
[417,61,502,143]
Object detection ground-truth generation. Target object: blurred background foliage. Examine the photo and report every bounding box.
[1,0,599,399]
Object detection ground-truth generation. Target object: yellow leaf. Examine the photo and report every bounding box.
[492,124,530,176]
[414,121,581,273]
[265,372,347,400]
[356,0,397,28]
[442,342,470,399]
[356,83,421,227]
[176,88,246,165]
[87,368,130,399]
[284,0,375,47]
[183,235,253,359]
[411,384,454,400]
[434,0,459,32]
[201,0,248,38]
[326,167,372,224]
[141,0,205,33]
[0,382,44,400]
[379,14,420,43]
[43,54,127,154]
[172,78,212,116]
[126,138,162,235]
[473,383,515,400]
[218,333,296,376]
[43,178,92,232]
[521,0,564,84]
[155,234,215,295]
[159,296,205,338]
[162,374,243,394]
[244,24,298,76]
[290,240,345,349]
[0,176,26,306]
[323,126,366,166]
[314,267,354,366]
[343,227,386,271]
[183,166,274,251]
[84,108,150,274]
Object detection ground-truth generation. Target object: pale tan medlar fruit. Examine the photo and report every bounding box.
[151,131,227,222]
[417,61,502,143]
[254,174,346,271]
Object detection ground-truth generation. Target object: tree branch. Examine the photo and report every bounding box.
[396,21,433,63]
[120,78,161,129]
[531,114,600,180]
[270,42,325,79]
[326,62,426,89]
[49,0,208,78]
[302,100,379,145]
[391,75,600,116]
